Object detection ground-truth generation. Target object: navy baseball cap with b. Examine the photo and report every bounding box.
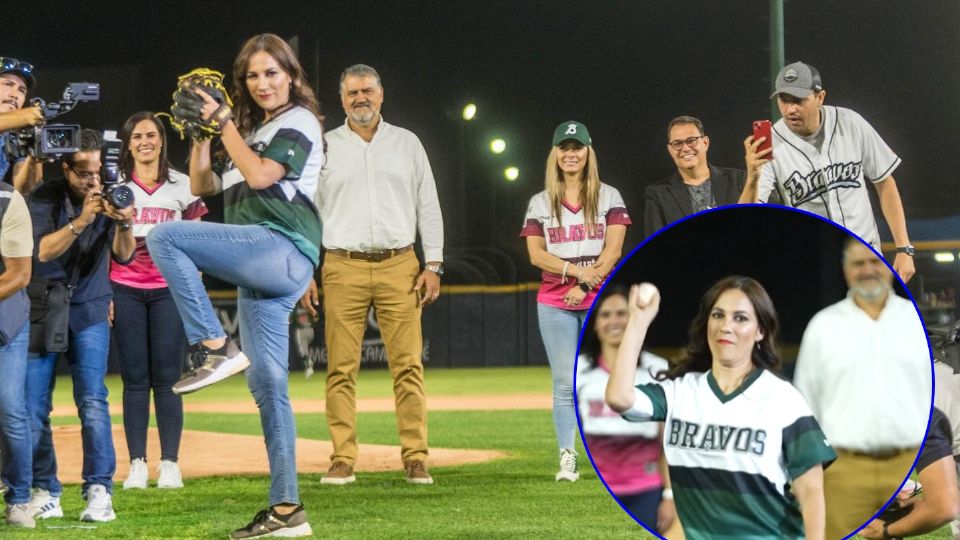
[770,61,823,99]
[552,121,591,146]
[0,57,36,90]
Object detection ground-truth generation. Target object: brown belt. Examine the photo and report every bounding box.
[836,447,917,460]
[326,245,413,262]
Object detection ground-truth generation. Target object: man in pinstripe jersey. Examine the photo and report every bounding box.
[739,61,915,283]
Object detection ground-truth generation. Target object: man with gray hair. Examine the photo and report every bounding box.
[300,64,444,485]
[794,236,931,540]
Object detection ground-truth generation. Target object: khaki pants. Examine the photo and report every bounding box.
[824,448,918,540]
[322,250,427,466]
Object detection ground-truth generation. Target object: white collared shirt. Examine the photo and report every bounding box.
[316,117,444,262]
[794,293,931,451]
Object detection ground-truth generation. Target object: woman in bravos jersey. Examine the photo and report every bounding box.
[520,120,630,482]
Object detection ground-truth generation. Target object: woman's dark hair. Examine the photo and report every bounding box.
[657,276,781,380]
[119,111,171,183]
[581,284,630,368]
[231,33,323,137]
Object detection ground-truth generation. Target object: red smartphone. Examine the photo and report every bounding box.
[752,120,773,160]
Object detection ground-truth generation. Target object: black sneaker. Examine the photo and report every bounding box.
[229,505,312,539]
[172,337,250,395]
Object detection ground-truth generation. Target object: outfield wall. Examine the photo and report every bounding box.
[100,285,550,374]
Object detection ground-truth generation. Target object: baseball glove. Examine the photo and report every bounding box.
[167,68,234,141]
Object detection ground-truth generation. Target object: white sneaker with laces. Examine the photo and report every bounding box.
[157,460,184,489]
[5,503,36,528]
[555,448,580,482]
[80,484,116,522]
[29,489,63,519]
[123,458,148,489]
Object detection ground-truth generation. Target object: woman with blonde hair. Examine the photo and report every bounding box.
[520,120,630,481]
[147,33,323,538]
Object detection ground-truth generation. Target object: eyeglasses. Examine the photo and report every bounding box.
[70,167,100,181]
[668,136,705,151]
[0,57,34,75]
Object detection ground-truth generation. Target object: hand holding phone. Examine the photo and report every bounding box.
[752,120,773,160]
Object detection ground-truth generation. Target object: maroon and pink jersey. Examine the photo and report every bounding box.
[520,183,631,309]
[110,170,208,289]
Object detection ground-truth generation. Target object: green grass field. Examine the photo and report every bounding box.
[7,366,951,539]
[11,367,647,539]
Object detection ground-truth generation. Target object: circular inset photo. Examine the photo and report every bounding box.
[576,205,933,540]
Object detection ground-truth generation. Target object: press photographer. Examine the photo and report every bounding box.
[24,128,134,522]
[860,325,960,539]
[0,56,43,193]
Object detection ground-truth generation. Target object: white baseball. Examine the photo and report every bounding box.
[638,283,658,306]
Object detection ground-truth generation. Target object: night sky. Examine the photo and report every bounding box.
[8,1,958,281]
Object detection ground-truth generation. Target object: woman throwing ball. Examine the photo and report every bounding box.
[606,277,835,540]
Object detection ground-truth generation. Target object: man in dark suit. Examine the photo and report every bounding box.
[643,116,745,237]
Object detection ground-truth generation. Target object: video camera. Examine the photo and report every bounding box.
[929,321,960,373]
[99,130,133,210]
[3,82,100,160]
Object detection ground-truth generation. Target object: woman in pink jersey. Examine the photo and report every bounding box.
[576,285,676,532]
[110,111,207,490]
[520,120,630,481]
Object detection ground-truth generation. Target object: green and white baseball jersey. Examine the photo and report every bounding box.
[624,369,836,540]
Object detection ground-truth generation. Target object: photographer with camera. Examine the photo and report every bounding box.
[0,57,43,194]
[25,129,134,523]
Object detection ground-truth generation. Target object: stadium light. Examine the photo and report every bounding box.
[934,252,956,263]
[462,103,477,121]
[504,166,519,181]
[490,138,506,154]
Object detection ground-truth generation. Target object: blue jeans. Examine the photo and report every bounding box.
[0,323,32,504]
[147,221,312,506]
[27,320,115,496]
[537,303,587,451]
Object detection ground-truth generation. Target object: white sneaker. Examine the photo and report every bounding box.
[80,484,116,522]
[157,460,184,489]
[29,489,63,519]
[123,458,148,489]
[5,503,36,528]
[555,448,580,482]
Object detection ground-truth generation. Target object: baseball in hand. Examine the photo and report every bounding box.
[638,283,658,306]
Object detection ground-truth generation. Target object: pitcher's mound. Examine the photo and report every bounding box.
[51,426,506,484]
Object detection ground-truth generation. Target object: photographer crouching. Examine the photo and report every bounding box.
[0,57,43,193]
[25,129,134,522]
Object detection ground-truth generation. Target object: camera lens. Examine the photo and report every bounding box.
[45,128,70,149]
[108,185,135,209]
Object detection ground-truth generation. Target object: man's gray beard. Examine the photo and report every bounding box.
[851,281,891,302]
[349,110,375,124]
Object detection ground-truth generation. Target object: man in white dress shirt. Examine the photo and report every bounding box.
[794,237,932,540]
[301,64,443,486]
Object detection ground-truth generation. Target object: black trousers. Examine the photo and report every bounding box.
[111,283,186,462]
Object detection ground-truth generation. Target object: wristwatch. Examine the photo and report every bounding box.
[895,245,915,256]
[425,264,444,277]
[117,220,133,232]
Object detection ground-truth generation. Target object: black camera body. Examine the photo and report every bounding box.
[3,83,100,160]
[99,130,133,210]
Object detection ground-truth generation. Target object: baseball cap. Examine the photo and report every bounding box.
[0,57,36,90]
[770,61,822,99]
[552,121,591,146]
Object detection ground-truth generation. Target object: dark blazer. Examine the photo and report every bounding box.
[643,165,746,237]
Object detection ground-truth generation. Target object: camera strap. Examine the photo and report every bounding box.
[61,191,106,295]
